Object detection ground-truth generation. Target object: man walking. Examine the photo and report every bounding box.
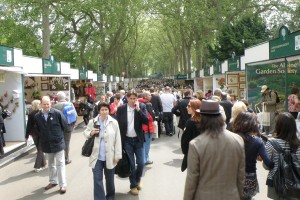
[54,91,77,165]
[261,85,277,136]
[34,96,67,194]
[172,89,193,131]
[160,86,176,136]
[184,100,245,200]
[150,88,163,137]
[116,90,148,195]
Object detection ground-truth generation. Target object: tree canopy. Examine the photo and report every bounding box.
[0,0,299,77]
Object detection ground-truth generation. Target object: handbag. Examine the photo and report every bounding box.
[81,135,95,157]
[115,149,131,178]
[260,103,270,126]
[153,121,158,139]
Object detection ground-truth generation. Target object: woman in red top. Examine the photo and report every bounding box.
[287,86,300,119]
[110,93,123,118]
[138,91,155,165]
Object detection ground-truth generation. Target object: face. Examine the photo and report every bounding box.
[99,106,109,118]
[41,98,51,113]
[145,93,152,101]
[127,94,137,107]
[100,96,106,102]
[187,103,195,115]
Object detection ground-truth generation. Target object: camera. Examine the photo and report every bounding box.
[94,124,100,129]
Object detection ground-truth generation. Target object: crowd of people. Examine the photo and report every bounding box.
[23,83,300,200]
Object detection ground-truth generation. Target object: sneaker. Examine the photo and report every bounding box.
[137,182,142,190]
[130,187,139,195]
[34,167,45,173]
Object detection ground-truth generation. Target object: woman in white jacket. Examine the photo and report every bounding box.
[83,102,122,200]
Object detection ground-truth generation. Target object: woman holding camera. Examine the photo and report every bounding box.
[83,102,122,200]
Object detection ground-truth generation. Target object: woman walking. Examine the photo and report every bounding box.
[83,102,122,200]
[25,100,47,172]
[233,112,274,200]
[180,99,201,172]
[265,112,300,199]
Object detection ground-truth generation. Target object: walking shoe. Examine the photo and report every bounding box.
[34,167,45,173]
[130,187,139,195]
[137,182,142,190]
[59,187,67,194]
[145,161,153,165]
[65,160,72,165]
[44,183,58,190]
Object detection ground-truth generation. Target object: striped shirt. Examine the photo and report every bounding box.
[265,138,300,183]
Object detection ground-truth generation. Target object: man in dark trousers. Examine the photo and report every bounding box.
[172,89,193,131]
[150,88,163,137]
[116,90,148,196]
[54,91,77,165]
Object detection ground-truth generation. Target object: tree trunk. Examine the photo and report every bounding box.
[42,2,50,59]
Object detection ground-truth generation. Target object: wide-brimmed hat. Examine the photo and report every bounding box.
[200,99,220,115]
[261,85,268,93]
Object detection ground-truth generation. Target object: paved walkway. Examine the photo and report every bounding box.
[0,125,270,200]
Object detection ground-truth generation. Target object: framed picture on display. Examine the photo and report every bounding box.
[240,90,245,98]
[226,74,238,85]
[239,76,245,83]
[41,83,49,91]
[41,77,48,81]
[227,86,238,96]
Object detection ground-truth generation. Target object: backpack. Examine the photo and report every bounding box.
[269,139,300,198]
[63,103,77,124]
[269,90,280,104]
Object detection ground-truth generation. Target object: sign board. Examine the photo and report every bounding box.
[269,26,300,59]
[213,61,221,74]
[204,66,210,76]
[0,46,14,66]
[43,55,61,74]
[97,72,103,81]
[79,68,87,80]
[228,57,240,71]
[175,74,187,80]
[246,57,300,112]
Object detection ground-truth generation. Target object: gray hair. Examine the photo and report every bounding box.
[213,88,222,96]
[31,100,41,111]
[57,91,66,100]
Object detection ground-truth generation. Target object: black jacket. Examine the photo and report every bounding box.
[181,119,201,171]
[26,110,40,139]
[172,97,191,130]
[34,108,67,153]
[150,94,163,116]
[116,103,149,145]
[220,100,233,125]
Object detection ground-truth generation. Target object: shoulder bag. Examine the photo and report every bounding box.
[81,135,95,157]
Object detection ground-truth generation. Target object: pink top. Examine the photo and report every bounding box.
[288,94,300,112]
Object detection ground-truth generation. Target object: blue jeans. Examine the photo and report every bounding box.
[144,133,153,163]
[92,160,115,200]
[124,137,144,189]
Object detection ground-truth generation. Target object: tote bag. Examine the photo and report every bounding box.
[81,135,95,157]
[153,121,159,139]
[261,103,270,126]
[115,149,131,178]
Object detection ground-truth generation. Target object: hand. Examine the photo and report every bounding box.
[113,159,120,165]
[135,102,140,111]
[91,128,100,137]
